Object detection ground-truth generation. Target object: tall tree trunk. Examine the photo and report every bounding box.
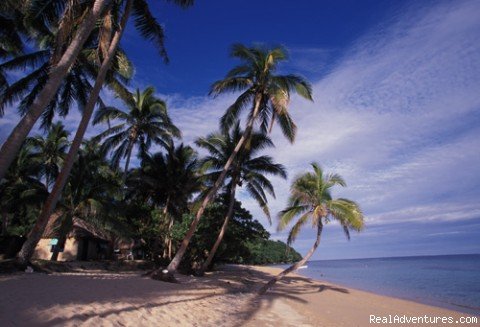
[162,197,172,260]
[16,0,133,265]
[123,137,135,181]
[0,0,110,182]
[166,94,263,273]
[167,217,173,260]
[258,222,323,295]
[200,179,237,274]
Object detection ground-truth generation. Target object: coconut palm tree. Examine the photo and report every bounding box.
[0,42,132,128]
[0,144,47,236]
[196,123,287,273]
[0,0,194,183]
[0,0,26,60]
[27,122,70,189]
[16,0,194,265]
[50,140,124,261]
[258,163,365,294]
[167,44,313,273]
[0,0,111,182]
[129,143,201,260]
[93,86,181,178]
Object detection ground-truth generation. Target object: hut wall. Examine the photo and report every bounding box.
[33,238,79,261]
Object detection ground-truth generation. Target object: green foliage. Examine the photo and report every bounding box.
[279,162,365,245]
[93,86,181,172]
[244,240,302,265]
[171,198,300,272]
[210,43,313,142]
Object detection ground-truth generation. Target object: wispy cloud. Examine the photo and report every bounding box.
[1,0,479,259]
[223,0,480,256]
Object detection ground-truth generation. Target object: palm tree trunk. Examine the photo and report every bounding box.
[123,137,135,181]
[0,0,110,183]
[166,94,263,273]
[258,222,323,295]
[15,0,133,265]
[162,197,172,260]
[167,217,174,260]
[200,180,237,273]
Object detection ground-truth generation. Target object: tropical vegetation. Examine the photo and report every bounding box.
[259,163,365,294]
[0,0,365,296]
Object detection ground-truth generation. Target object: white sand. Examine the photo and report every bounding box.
[0,265,475,326]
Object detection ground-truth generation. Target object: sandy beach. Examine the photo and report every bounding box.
[0,265,475,327]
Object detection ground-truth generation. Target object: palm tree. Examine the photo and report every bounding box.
[0,41,132,128]
[0,0,194,182]
[258,163,365,294]
[0,0,26,60]
[129,143,201,260]
[16,0,194,265]
[27,122,70,189]
[0,0,111,181]
[167,44,313,273]
[0,144,47,236]
[50,140,124,261]
[196,123,287,273]
[93,86,181,178]
[1,0,137,129]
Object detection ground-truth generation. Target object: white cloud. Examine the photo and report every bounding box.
[2,0,479,258]
[229,0,480,249]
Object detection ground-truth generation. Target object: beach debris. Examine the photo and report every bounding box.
[25,266,34,273]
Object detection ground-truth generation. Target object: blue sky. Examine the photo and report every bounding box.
[1,0,480,259]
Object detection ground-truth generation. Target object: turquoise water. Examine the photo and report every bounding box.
[281,254,480,315]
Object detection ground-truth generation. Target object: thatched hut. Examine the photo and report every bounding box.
[33,213,112,261]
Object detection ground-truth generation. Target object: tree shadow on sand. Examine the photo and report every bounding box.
[0,265,350,326]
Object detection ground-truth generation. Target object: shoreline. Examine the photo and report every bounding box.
[250,265,478,326]
[0,264,477,326]
[280,266,480,316]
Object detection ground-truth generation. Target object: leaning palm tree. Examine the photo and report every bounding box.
[0,40,132,128]
[27,122,70,189]
[167,44,313,273]
[0,0,112,181]
[16,0,194,265]
[0,0,194,184]
[93,86,181,178]
[258,163,364,294]
[196,123,287,274]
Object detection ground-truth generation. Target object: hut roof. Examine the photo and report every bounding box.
[42,212,110,241]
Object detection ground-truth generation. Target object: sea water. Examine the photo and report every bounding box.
[281,254,480,315]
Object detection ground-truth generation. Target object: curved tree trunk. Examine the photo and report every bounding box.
[166,95,262,273]
[0,0,110,183]
[258,222,323,295]
[16,0,133,265]
[199,178,237,274]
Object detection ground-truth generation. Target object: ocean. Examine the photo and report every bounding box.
[278,254,480,315]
